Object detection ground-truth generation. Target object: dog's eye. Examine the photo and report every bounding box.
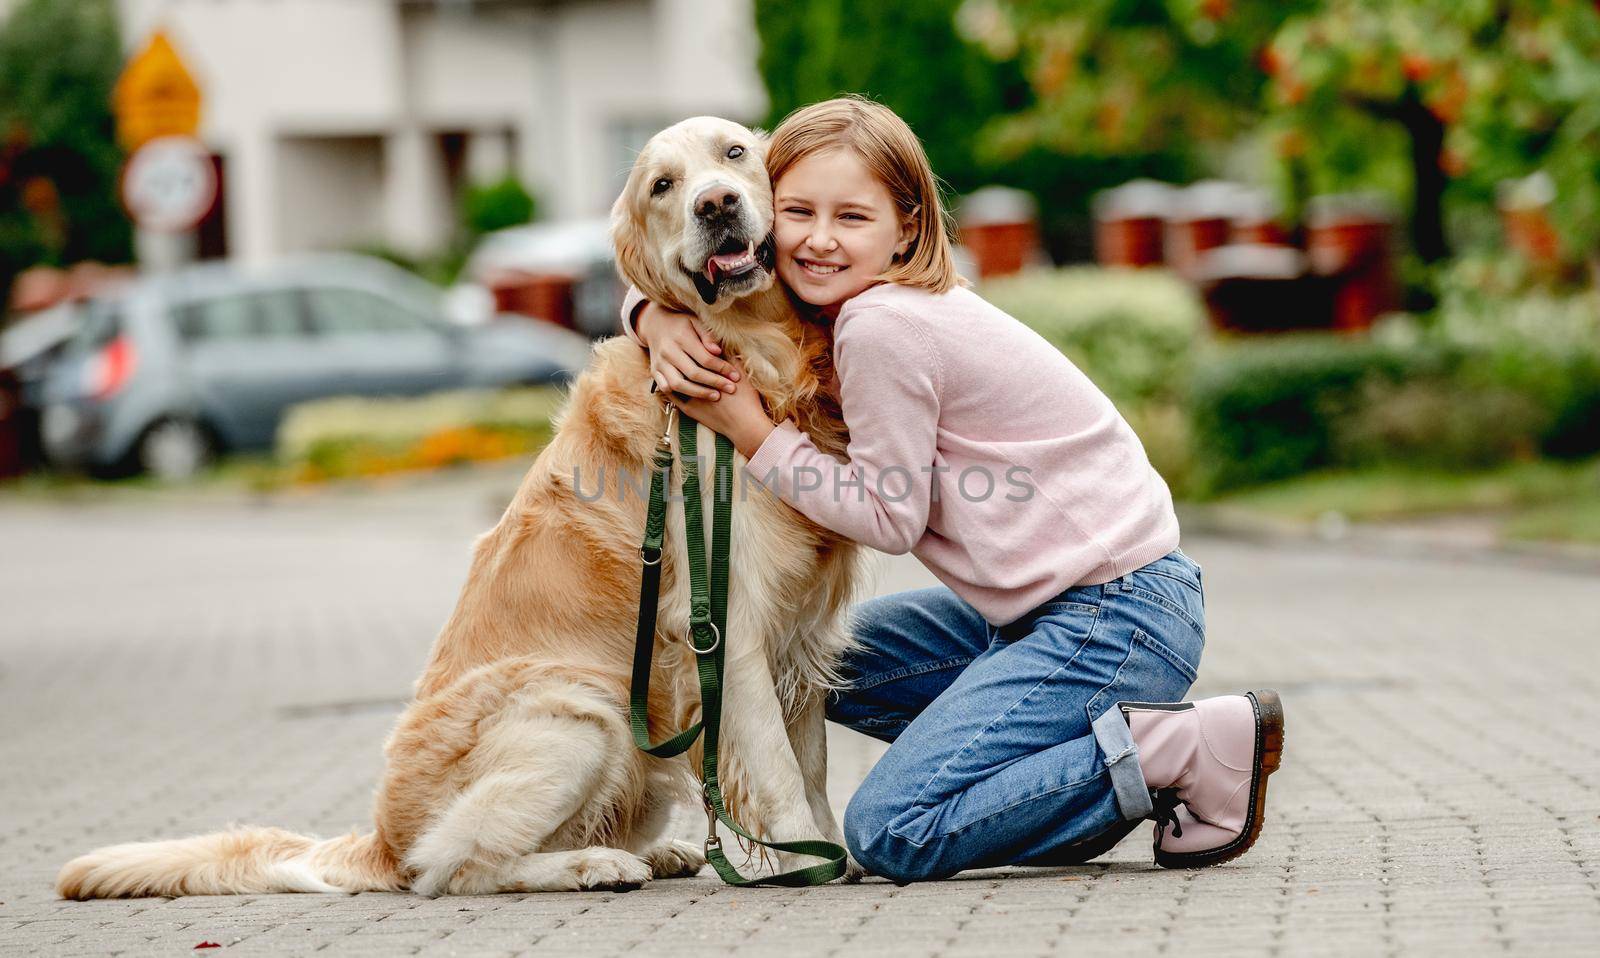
[651,177,673,196]
[726,145,745,160]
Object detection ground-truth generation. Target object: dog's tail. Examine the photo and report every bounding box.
[57,826,404,900]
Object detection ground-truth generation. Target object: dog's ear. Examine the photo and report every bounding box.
[609,181,681,310]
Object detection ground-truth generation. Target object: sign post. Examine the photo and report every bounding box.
[113,30,208,272]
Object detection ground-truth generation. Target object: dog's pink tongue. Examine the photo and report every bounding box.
[711,249,749,269]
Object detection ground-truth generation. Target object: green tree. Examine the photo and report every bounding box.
[958,0,1303,258]
[962,0,1294,162]
[1262,0,1600,263]
[756,0,1023,194]
[0,0,131,308]
[978,0,1600,266]
[755,0,1203,258]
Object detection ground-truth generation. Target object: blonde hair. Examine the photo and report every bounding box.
[767,96,963,294]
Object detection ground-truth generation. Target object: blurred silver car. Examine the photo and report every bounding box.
[39,254,593,479]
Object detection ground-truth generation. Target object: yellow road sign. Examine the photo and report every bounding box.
[114,31,202,151]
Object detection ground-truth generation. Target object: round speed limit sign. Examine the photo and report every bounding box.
[122,136,217,232]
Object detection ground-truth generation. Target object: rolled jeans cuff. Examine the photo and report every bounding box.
[1092,703,1152,821]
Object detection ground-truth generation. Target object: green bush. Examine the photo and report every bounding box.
[1187,336,1426,493]
[1330,377,1549,470]
[1427,282,1600,459]
[1189,294,1600,494]
[462,177,537,237]
[989,267,1599,497]
[980,267,1206,407]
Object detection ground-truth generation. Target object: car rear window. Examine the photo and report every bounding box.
[305,287,433,335]
[176,291,307,341]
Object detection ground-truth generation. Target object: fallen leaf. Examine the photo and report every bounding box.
[194,944,221,950]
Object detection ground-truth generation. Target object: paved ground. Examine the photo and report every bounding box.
[2,463,1598,956]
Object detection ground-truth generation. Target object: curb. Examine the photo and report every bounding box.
[1178,503,1600,576]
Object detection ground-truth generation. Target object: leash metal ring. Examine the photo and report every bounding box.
[688,622,721,656]
[639,546,662,567]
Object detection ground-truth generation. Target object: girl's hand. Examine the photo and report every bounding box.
[668,360,775,458]
[637,301,741,401]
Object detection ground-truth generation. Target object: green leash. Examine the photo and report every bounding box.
[628,406,848,887]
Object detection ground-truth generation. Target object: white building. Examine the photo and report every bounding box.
[112,0,767,265]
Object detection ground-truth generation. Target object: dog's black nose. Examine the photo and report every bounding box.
[695,186,740,220]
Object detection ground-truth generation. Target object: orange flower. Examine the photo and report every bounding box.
[1426,71,1468,125]
[1401,53,1434,83]
[1258,45,1282,76]
[1034,44,1072,97]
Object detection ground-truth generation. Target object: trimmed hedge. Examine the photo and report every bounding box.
[1188,317,1600,493]
[1188,337,1417,492]
[1428,286,1600,461]
[990,266,1600,497]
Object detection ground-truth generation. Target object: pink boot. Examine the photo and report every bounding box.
[1123,690,1284,868]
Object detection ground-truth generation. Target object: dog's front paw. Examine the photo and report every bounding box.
[843,854,869,883]
[572,848,653,891]
[643,839,705,879]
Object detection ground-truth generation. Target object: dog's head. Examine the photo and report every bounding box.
[610,116,777,312]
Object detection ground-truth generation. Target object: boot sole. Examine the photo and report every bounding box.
[1153,689,1284,869]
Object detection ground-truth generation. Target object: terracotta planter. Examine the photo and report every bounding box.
[958,186,1041,279]
[1306,193,1397,333]
[962,221,1039,279]
[1165,181,1256,280]
[1231,219,1291,246]
[1092,180,1175,267]
[486,271,577,329]
[1497,174,1562,269]
[1230,189,1291,247]
[1164,216,1232,279]
[1094,217,1165,267]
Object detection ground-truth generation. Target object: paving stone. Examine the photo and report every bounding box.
[3,469,1598,954]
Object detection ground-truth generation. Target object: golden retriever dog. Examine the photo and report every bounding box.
[57,116,868,898]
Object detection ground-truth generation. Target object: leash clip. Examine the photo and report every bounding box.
[702,786,722,850]
[658,403,677,449]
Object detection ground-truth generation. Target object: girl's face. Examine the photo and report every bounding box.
[772,148,912,313]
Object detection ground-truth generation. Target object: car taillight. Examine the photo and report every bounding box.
[86,335,137,399]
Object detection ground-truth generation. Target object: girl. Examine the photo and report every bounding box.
[623,97,1283,883]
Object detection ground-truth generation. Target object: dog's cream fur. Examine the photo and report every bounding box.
[57,117,868,899]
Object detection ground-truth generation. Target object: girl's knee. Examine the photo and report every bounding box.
[843,791,943,885]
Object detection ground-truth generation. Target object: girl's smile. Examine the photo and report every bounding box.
[796,258,847,275]
[773,148,912,309]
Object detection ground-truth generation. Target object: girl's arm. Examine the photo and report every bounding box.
[743,306,942,555]
[618,287,740,399]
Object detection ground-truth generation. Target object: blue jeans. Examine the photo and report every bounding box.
[827,549,1206,883]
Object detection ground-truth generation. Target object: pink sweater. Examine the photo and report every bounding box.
[622,283,1179,626]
